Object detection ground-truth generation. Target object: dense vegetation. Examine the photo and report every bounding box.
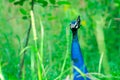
[0,0,120,80]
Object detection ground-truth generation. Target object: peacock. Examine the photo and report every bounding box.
[70,16,90,80]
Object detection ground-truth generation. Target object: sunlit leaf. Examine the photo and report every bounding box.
[57,1,70,5]
[37,0,48,7]
[9,0,15,3]
[63,5,70,11]
[19,8,27,15]
[49,0,56,4]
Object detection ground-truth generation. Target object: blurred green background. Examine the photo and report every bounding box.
[0,0,120,80]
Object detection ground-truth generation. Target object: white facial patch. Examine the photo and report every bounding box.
[70,22,78,29]
[70,24,75,29]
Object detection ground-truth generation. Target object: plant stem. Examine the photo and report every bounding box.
[19,0,34,79]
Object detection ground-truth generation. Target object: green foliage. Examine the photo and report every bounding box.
[19,8,27,15]
[49,0,56,4]
[37,0,48,7]
[22,16,28,20]
[57,1,70,5]
[8,0,15,3]
[14,0,26,6]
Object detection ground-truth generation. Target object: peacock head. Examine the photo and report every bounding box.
[70,16,81,31]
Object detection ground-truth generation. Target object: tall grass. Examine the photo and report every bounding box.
[94,15,110,75]
[0,64,4,80]
[30,10,43,80]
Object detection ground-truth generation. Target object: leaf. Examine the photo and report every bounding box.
[19,8,27,15]
[14,1,20,5]
[22,16,28,20]
[14,0,25,6]
[9,0,15,3]
[49,0,56,4]
[57,1,70,5]
[14,1,23,6]
[42,1,48,7]
[37,0,48,7]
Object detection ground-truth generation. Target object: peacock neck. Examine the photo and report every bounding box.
[72,30,78,41]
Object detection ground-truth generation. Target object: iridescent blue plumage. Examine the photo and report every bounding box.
[71,21,76,24]
[70,16,90,80]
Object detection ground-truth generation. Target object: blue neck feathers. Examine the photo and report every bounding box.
[71,30,90,80]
